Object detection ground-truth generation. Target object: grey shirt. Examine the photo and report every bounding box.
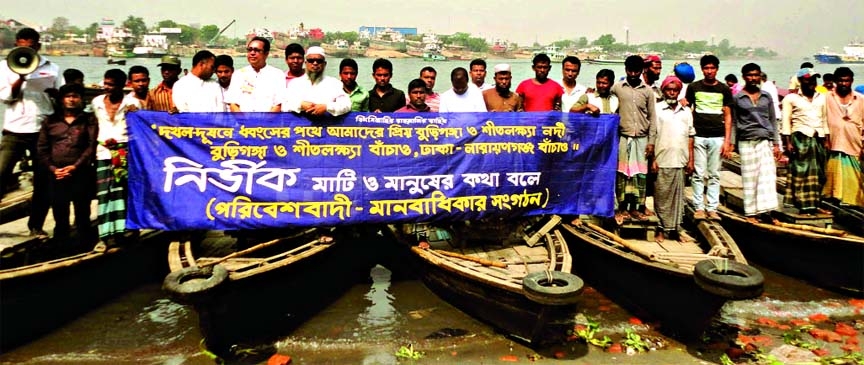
[611,80,657,144]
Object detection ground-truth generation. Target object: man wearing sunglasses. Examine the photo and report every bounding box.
[225,36,285,112]
[281,46,350,117]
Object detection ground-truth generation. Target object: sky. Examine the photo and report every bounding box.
[2,0,863,57]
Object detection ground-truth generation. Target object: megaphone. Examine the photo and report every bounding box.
[6,46,40,75]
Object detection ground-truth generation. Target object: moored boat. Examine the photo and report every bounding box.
[717,168,864,296]
[560,198,764,337]
[386,216,584,345]
[584,57,626,65]
[162,228,374,355]
[813,43,864,64]
[0,208,167,350]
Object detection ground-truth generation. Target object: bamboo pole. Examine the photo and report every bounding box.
[771,220,847,237]
[433,249,508,268]
[584,221,660,261]
[200,234,331,269]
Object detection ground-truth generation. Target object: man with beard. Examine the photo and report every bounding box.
[368,58,405,113]
[516,53,563,111]
[572,69,618,115]
[642,55,663,99]
[439,67,486,112]
[148,55,181,112]
[561,56,587,112]
[226,37,284,112]
[483,64,522,112]
[396,79,431,112]
[339,58,367,112]
[282,46,350,117]
[649,76,695,243]
[172,50,223,113]
[611,55,657,223]
[419,66,440,112]
[781,68,828,214]
[37,84,98,241]
[214,55,234,111]
[733,63,781,224]
[284,43,305,86]
[469,59,492,91]
[822,67,864,207]
[685,54,733,221]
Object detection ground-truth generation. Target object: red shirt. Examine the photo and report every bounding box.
[515,79,563,111]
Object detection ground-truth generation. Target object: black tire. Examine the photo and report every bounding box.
[693,260,764,299]
[522,271,584,305]
[163,265,229,304]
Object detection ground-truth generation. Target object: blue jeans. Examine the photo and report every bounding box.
[692,136,724,212]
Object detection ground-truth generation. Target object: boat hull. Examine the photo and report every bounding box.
[716,207,864,296]
[561,222,731,337]
[171,229,376,354]
[0,232,168,350]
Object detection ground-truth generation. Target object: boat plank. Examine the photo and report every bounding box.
[0,200,97,252]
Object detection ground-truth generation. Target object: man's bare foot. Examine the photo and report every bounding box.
[677,231,696,243]
[655,230,665,243]
[614,211,628,225]
[745,216,760,224]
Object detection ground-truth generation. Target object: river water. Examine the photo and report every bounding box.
[1,56,863,364]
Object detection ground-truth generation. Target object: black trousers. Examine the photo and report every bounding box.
[0,130,50,230]
[48,168,94,240]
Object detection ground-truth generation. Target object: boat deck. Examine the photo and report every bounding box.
[0,200,97,255]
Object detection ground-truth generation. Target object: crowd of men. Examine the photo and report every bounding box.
[2,27,863,247]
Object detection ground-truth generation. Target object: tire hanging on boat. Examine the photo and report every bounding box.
[163,265,229,304]
[522,271,584,305]
[693,260,764,300]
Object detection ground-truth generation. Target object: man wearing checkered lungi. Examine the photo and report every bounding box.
[781,68,828,214]
[733,63,781,223]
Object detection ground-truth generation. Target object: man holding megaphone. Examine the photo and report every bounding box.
[0,27,63,239]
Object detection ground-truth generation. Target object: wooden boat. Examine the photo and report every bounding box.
[386,215,585,345]
[162,228,375,355]
[0,183,32,225]
[560,197,764,337]
[106,58,126,65]
[0,207,166,350]
[717,168,864,296]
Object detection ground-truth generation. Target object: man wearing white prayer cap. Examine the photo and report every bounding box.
[281,45,351,116]
[482,64,523,112]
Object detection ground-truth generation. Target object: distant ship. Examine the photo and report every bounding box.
[532,45,566,62]
[813,43,864,64]
[132,46,167,58]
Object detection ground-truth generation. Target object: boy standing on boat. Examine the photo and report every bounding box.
[649,76,695,242]
[781,68,828,214]
[822,67,864,207]
[685,55,733,221]
[733,63,781,223]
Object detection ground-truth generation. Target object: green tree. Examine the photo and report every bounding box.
[552,39,575,48]
[200,24,220,44]
[122,15,147,38]
[576,36,589,48]
[156,19,178,29]
[178,24,201,45]
[324,31,359,44]
[47,17,70,38]
[444,32,488,52]
[85,22,99,41]
[592,34,616,47]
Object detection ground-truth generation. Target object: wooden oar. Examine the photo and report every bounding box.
[584,221,661,261]
[771,220,847,237]
[198,229,325,269]
[433,249,508,268]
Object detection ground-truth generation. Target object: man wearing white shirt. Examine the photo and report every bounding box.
[281,46,351,117]
[561,56,588,112]
[0,28,62,238]
[439,67,487,112]
[469,59,493,91]
[225,37,284,112]
[173,50,224,112]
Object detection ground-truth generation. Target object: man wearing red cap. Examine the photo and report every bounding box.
[643,55,663,99]
[649,76,695,243]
